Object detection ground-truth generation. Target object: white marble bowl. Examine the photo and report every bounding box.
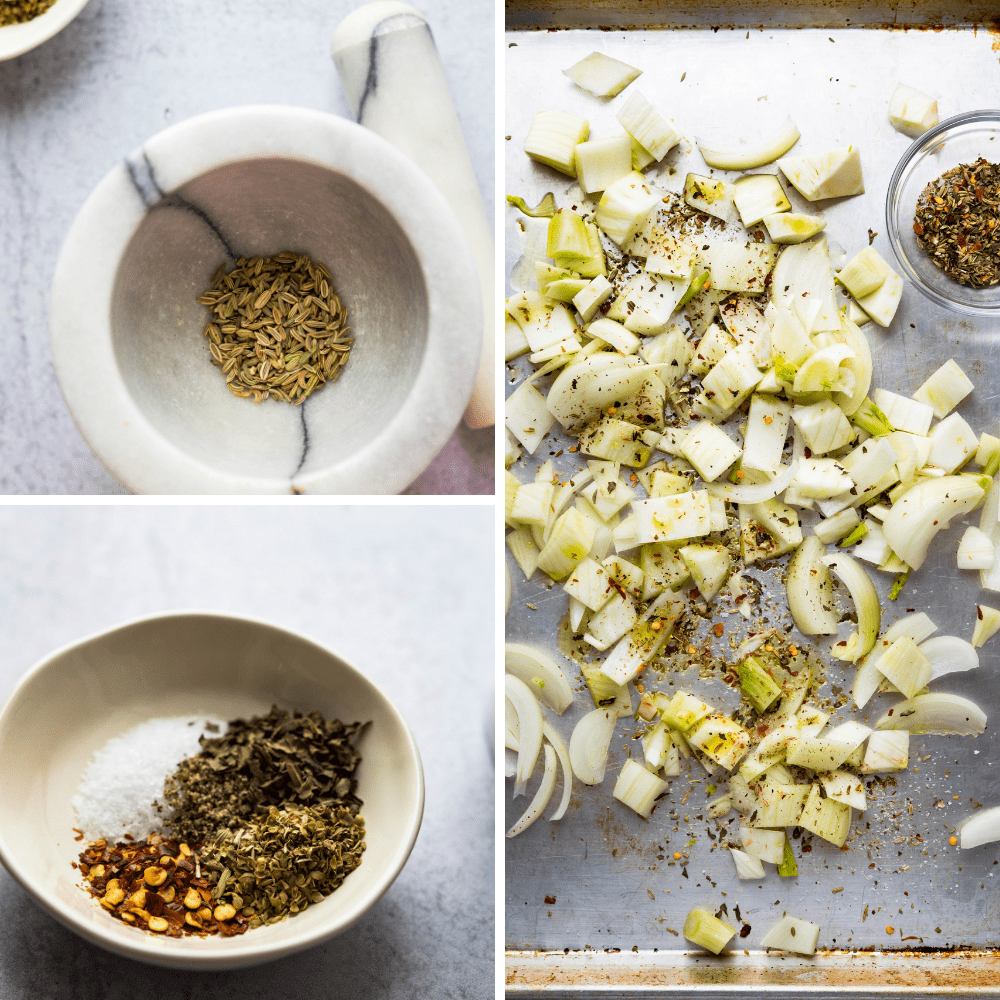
[0,612,424,969]
[0,0,90,60]
[51,105,482,494]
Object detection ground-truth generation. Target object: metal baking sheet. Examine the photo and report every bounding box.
[505,13,1000,995]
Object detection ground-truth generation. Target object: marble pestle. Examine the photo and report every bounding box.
[332,2,494,430]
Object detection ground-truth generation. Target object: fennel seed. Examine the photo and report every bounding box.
[195,252,352,405]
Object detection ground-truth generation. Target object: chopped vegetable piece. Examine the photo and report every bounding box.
[524,111,589,176]
[563,52,642,98]
[683,907,738,954]
[613,758,668,818]
[761,915,820,955]
[972,605,1000,648]
[738,655,783,713]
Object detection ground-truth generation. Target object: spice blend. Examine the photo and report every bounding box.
[196,252,352,404]
[913,157,1000,287]
[74,707,368,939]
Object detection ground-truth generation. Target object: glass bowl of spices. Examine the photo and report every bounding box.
[0,0,91,60]
[0,612,424,969]
[886,110,1000,316]
[50,105,482,494]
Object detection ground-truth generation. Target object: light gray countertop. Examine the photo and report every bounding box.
[0,0,494,494]
[0,504,494,998]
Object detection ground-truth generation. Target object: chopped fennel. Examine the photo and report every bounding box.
[524,110,589,176]
[684,907,738,954]
[957,527,995,571]
[799,783,851,847]
[574,135,634,196]
[582,666,632,717]
[761,915,820,955]
[683,172,734,222]
[837,246,889,300]
[562,52,641,98]
[888,83,938,137]
[732,173,791,227]
[861,730,909,772]
[763,212,826,244]
[616,90,680,160]
[972,605,1000,648]
[856,269,903,327]
[729,848,765,880]
[613,758,667,818]
[740,825,787,864]
[913,359,974,419]
[777,147,864,201]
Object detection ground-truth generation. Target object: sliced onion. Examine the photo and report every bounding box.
[882,476,987,570]
[543,722,573,821]
[697,116,800,170]
[785,535,839,636]
[505,674,544,797]
[569,707,617,784]
[505,696,520,750]
[875,693,986,735]
[919,635,979,681]
[505,642,574,714]
[820,552,881,662]
[959,805,1000,849]
[705,460,798,504]
[507,744,557,838]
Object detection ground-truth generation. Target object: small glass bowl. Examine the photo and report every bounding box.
[886,110,1000,316]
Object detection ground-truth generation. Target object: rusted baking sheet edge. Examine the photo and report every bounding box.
[507,949,1000,995]
[504,0,998,29]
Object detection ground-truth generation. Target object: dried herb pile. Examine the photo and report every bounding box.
[76,706,369,937]
[0,0,56,26]
[202,804,366,927]
[164,706,368,843]
[196,252,352,404]
[913,157,1000,287]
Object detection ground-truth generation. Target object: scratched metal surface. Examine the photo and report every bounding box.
[504,21,1000,982]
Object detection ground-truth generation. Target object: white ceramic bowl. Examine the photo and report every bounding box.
[0,612,424,969]
[51,105,482,494]
[0,0,90,60]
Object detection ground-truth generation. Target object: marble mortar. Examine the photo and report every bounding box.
[50,104,481,494]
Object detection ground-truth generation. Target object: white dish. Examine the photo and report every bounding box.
[0,611,424,969]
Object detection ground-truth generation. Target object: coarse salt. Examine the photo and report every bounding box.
[72,716,226,841]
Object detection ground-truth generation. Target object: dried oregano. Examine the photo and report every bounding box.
[0,0,56,26]
[164,706,368,843]
[201,804,366,927]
